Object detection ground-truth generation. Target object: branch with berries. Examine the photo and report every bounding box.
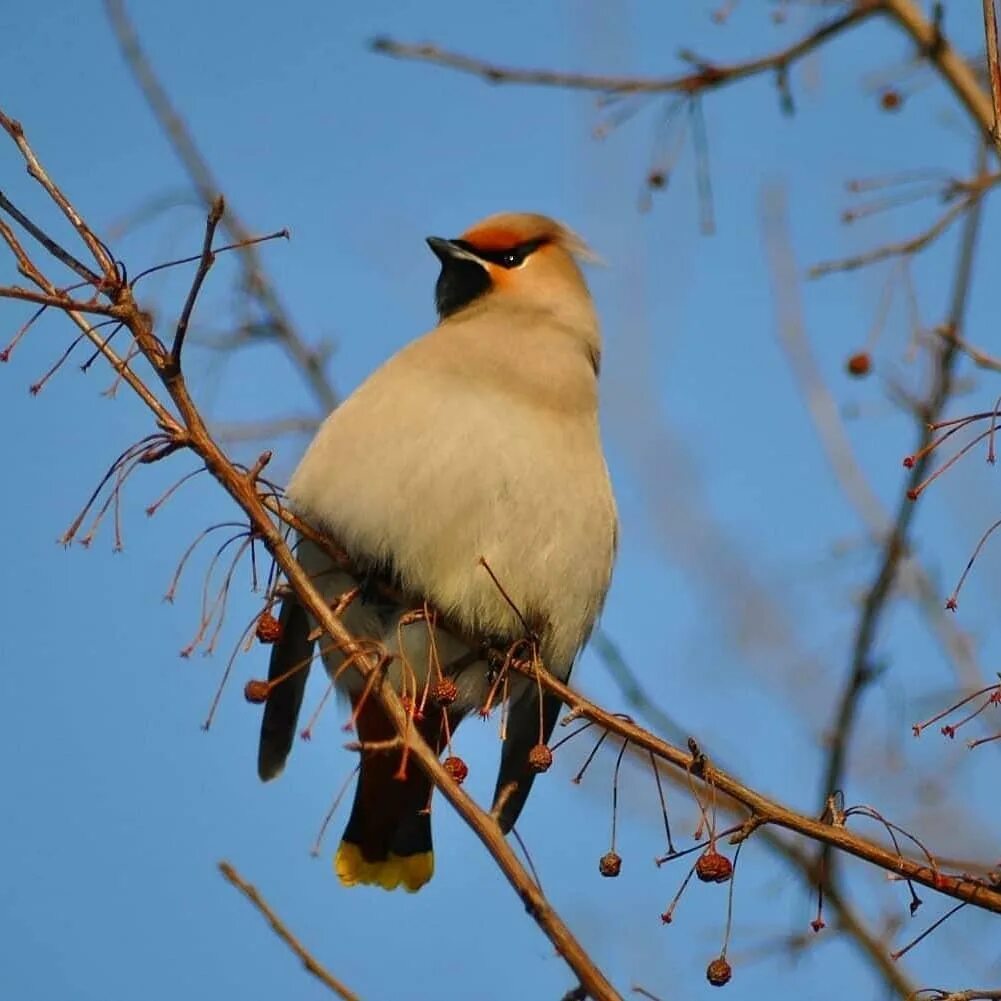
[7,103,1001,999]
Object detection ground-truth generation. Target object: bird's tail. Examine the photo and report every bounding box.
[335,693,442,892]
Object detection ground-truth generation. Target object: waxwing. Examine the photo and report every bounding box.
[258,212,617,891]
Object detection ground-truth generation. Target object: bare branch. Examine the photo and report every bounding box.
[1,107,623,1001]
[983,0,1001,154]
[218,862,361,1001]
[937,323,1001,372]
[882,0,998,147]
[819,142,988,838]
[170,195,223,369]
[0,110,117,279]
[372,4,879,96]
[0,189,102,288]
[762,184,986,694]
[103,0,338,413]
[810,194,979,278]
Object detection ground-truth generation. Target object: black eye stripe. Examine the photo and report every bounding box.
[455,238,545,269]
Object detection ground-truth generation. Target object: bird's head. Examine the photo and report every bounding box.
[427,212,599,338]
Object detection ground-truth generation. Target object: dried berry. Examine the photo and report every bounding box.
[695,848,733,884]
[706,957,732,987]
[846,351,871,377]
[255,611,283,644]
[527,743,553,773]
[443,755,468,784]
[244,679,271,704]
[598,851,622,878]
[880,89,903,111]
[431,678,458,706]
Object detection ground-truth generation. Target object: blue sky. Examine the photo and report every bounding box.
[2,3,999,999]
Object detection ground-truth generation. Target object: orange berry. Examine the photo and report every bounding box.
[244,679,271,704]
[706,957,732,987]
[880,89,903,111]
[846,351,871,377]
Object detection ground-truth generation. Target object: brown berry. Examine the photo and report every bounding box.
[431,678,458,706]
[647,170,667,190]
[706,957,732,987]
[695,848,733,884]
[598,851,622,877]
[846,351,871,377]
[255,611,283,644]
[880,89,903,111]
[527,743,553,773]
[443,755,468,784]
[244,679,271,704]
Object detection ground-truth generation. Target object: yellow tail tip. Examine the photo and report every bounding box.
[335,841,434,892]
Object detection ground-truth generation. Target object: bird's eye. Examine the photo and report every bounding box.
[461,238,545,269]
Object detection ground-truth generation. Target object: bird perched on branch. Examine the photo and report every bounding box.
[257,212,617,891]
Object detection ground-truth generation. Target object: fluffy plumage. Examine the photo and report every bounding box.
[258,212,617,890]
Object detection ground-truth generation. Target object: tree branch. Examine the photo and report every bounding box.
[818,143,987,854]
[531,668,1001,915]
[372,3,880,96]
[881,0,998,148]
[1,108,623,1001]
[219,861,361,1001]
[170,195,223,369]
[103,0,339,413]
[982,0,1001,154]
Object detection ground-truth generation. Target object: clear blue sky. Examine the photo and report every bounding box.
[2,3,999,998]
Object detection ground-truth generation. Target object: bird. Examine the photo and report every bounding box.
[257,212,617,892]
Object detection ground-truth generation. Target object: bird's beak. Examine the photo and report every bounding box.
[426,236,483,265]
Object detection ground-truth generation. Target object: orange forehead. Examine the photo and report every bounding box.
[459,224,553,251]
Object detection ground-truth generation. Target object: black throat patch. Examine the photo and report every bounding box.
[435,257,492,320]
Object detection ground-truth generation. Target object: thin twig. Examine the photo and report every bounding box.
[103,0,338,412]
[0,109,623,1001]
[983,0,1001,155]
[372,4,880,96]
[810,195,977,278]
[882,0,998,147]
[762,183,985,695]
[818,144,988,868]
[171,196,224,367]
[218,861,361,1001]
